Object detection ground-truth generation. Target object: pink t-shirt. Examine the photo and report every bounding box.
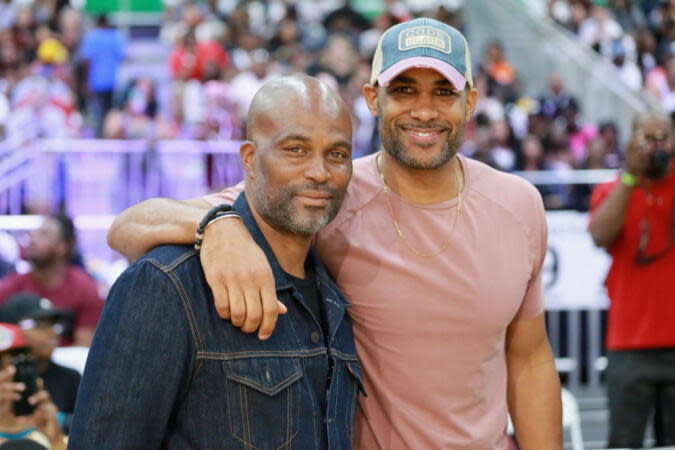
[205,153,547,449]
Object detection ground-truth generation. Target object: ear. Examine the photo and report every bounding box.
[240,141,256,174]
[464,88,478,122]
[362,83,379,118]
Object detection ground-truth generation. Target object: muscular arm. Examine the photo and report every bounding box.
[107,197,211,262]
[506,313,562,450]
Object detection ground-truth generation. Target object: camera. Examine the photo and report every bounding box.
[645,148,672,180]
[11,353,38,416]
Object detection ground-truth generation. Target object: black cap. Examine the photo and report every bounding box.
[0,292,69,324]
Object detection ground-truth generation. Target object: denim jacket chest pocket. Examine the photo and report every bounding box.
[222,357,303,449]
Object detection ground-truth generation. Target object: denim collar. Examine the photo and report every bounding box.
[232,193,350,310]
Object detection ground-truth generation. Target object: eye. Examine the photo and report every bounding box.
[328,150,348,161]
[390,86,414,95]
[284,145,305,154]
[436,88,458,96]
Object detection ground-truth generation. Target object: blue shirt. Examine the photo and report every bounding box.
[80,28,126,92]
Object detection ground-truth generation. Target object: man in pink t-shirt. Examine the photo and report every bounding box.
[107,19,561,450]
[0,215,103,346]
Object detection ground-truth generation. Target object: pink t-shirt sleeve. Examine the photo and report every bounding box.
[514,186,548,320]
[203,181,245,206]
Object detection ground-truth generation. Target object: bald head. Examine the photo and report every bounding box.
[240,74,353,238]
[246,74,351,142]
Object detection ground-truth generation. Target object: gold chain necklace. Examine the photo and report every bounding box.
[376,153,462,258]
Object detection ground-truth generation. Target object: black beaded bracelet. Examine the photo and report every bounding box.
[194,204,241,251]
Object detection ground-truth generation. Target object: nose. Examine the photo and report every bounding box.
[410,92,439,122]
[304,154,329,184]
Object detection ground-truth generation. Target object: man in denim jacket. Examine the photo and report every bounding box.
[69,75,364,449]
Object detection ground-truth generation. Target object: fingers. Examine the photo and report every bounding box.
[29,388,49,407]
[0,383,24,402]
[228,288,246,328]
[241,289,262,334]
[0,364,15,382]
[198,213,282,337]
[0,366,24,402]
[202,257,231,320]
[213,288,231,320]
[258,280,284,340]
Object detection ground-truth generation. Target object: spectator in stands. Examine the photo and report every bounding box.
[488,118,518,171]
[597,120,622,168]
[579,0,624,56]
[539,74,579,121]
[0,323,67,448]
[309,33,360,86]
[611,39,643,90]
[0,215,102,347]
[80,15,126,137]
[648,52,675,113]
[0,0,18,32]
[610,0,646,34]
[564,99,598,164]
[168,28,228,82]
[480,40,518,103]
[0,293,80,434]
[589,113,675,448]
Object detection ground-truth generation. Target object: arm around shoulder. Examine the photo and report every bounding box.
[107,197,212,262]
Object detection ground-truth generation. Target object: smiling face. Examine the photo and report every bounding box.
[364,68,477,170]
[243,76,353,236]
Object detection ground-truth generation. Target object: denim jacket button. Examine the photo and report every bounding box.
[310,332,321,344]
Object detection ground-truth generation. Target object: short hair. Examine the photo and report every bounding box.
[51,214,76,254]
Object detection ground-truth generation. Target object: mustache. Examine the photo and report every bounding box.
[287,183,341,197]
[399,122,450,130]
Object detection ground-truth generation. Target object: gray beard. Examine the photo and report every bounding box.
[249,181,344,236]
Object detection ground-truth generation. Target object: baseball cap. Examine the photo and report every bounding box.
[370,17,473,90]
[0,323,28,352]
[0,293,69,325]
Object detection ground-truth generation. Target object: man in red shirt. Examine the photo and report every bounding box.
[589,114,675,448]
[0,215,103,347]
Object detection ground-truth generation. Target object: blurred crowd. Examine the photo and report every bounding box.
[549,0,675,108]
[1,0,674,211]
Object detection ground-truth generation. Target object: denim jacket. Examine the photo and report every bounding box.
[69,194,364,449]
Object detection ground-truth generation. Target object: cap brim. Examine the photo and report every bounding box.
[377,56,467,90]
